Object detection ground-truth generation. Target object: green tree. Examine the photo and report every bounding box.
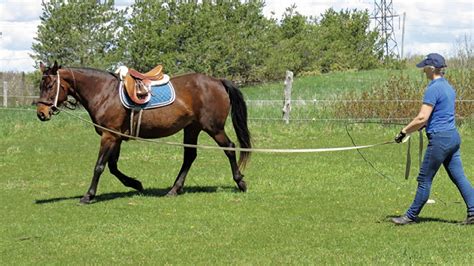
[121,0,270,83]
[31,0,126,70]
[119,0,176,72]
[262,5,321,80]
[202,0,270,82]
[31,0,387,83]
[316,8,382,72]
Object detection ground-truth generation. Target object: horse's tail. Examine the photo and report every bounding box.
[221,79,251,169]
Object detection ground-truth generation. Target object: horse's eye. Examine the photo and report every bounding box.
[46,83,54,90]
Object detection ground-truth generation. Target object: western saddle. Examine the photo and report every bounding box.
[123,65,164,104]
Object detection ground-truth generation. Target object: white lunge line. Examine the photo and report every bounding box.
[63,109,395,153]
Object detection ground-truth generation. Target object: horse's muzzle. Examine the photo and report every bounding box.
[36,104,52,121]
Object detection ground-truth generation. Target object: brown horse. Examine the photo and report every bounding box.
[36,62,251,204]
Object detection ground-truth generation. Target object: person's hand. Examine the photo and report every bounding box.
[395,130,408,143]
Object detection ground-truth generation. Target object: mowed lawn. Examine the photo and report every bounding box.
[1,107,473,264]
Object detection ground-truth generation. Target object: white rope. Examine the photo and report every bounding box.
[61,109,394,153]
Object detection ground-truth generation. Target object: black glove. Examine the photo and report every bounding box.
[395,130,407,143]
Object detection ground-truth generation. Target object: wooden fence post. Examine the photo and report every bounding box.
[282,71,293,124]
[3,81,7,107]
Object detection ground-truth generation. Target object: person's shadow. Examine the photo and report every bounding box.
[35,186,237,205]
[386,215,459,224]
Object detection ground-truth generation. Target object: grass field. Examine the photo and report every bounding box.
[1,69,473,264]
[1,109,473,264]
[241,68,433,101]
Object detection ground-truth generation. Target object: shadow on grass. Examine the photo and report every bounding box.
[35,185,238,205]
[386,215,459,224]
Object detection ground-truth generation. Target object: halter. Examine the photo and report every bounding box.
[39,70,73,115]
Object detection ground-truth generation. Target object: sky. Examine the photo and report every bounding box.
[0,0,473,72]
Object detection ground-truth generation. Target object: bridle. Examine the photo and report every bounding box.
[38,69,77,114]
[38,72,62,114]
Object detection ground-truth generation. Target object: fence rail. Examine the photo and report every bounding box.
[1,106,472,123]
[2,94,473,111]
[3,96,474,103]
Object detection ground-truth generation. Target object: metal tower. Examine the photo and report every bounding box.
[373,0,399,59]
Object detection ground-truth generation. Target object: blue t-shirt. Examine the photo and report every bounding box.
[422,78,456,133]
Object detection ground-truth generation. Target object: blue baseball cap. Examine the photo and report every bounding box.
[416,53,447,68]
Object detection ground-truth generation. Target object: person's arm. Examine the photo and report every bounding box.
[395,104,433,143]
[402,104,433,134]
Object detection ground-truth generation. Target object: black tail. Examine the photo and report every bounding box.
[221,79,251,169]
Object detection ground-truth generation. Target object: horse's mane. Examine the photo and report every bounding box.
[60,67,119,110]
[65,66,119,79]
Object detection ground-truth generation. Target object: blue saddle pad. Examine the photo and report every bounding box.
[119,81,176,110]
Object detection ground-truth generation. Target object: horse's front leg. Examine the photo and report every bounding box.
[80,132,118,204]
[167,126,200,196]
[108,140,144,192]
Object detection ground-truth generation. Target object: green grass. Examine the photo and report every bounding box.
[1,107,473,264]
[241,68,420,121]
[242,67,473,122]
[241,68,424,100]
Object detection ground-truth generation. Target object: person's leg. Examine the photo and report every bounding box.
[405,136,445,220]
[443,145,474,216]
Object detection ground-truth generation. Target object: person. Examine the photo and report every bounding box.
[391,53,474,225]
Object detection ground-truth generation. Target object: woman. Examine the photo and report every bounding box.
[392,53,474,225]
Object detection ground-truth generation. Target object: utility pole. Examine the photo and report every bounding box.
[372,0,400,59]
[401,12,406,59]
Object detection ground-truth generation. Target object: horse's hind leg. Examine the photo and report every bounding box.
[108,140,144,192]
[167,126,201,196]
[210,130,246,192]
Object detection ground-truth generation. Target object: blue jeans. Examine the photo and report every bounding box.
[406,129,474,220]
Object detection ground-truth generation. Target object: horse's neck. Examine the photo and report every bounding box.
[61,68,119,115]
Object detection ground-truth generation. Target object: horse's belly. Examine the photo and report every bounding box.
[136,109,193,139]
[139,125,184,139]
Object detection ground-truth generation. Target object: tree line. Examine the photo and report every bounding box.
[31,0,385,84]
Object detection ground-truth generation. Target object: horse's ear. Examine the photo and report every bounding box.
[51,61,60,74]
[40,62,46,73]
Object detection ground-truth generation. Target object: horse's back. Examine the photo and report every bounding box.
[171,73,230,110]
[171,73,226,94]
[170,73,231,130]
[135,73,230,138]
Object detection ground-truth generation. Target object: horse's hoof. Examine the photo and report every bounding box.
[79,195,94,204]
[79,199,91,205]
[134,181,144,192]
[238,180,247,192]
[166,187,183,197]
[166,190,178,197]
[127,178,144,192]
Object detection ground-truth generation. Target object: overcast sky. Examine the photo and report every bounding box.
[0,0,473,72]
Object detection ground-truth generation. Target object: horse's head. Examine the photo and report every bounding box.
[37,61,70,121]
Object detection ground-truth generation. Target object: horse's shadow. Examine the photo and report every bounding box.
[35,186,238,205]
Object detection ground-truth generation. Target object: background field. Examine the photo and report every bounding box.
[1,70,473,264]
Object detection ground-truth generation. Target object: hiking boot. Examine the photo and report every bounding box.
[391,215,416,225]
[461,215,474,225]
